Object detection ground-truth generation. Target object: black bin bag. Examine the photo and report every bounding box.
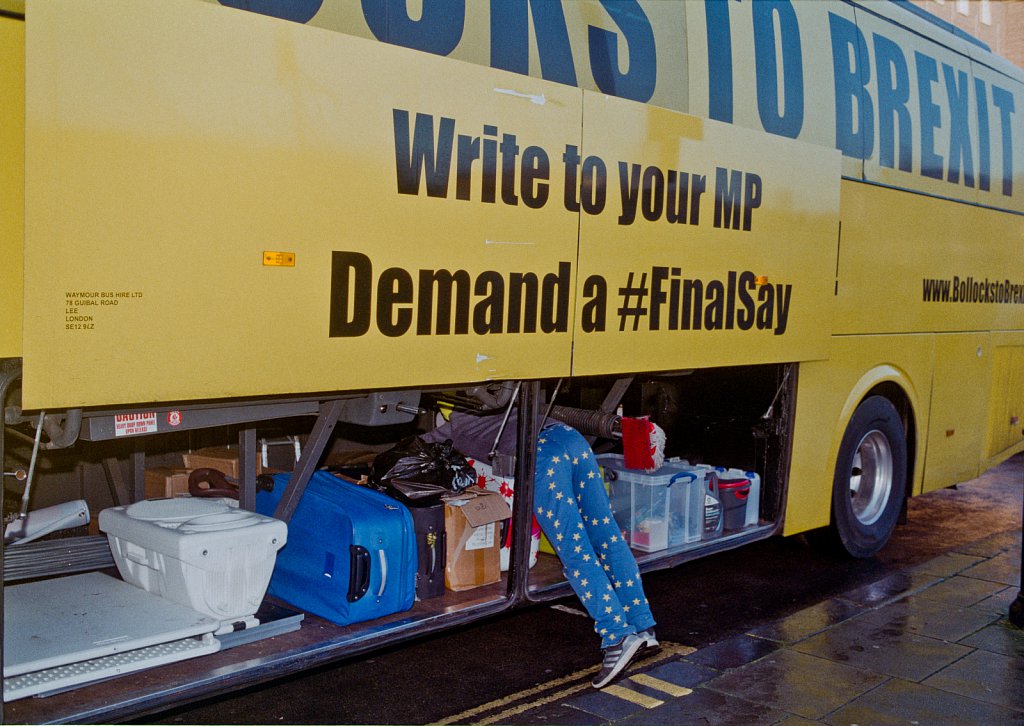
[369,437,476,506]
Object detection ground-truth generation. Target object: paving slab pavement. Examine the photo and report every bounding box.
[483,460,1024,726]
[488,528,1022,725]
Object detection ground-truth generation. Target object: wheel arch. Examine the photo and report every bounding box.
[828,365,922,513]
[818,366,922,557]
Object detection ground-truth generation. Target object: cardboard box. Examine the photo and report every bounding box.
[144,467,191,499]
[443,489,511,591]
[182,446,264,479]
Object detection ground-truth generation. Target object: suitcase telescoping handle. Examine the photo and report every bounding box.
[347,544,390,602]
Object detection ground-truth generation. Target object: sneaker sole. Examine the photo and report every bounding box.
[592,636,645,689]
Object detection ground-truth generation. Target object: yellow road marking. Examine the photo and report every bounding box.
[629,672,694,697]
[434,668,594,725]
[434,642,695,725]
[456,678,593,725]
[602,683,665,709]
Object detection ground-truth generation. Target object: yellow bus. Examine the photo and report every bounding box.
[1,0,1021,720]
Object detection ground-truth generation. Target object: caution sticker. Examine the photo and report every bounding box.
[114,412,158,437]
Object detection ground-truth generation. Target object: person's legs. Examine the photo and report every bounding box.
[534,428,634,649]
[542,424,656,634]
[535,423,659,687]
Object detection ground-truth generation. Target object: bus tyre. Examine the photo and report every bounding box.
[829,396,907,558]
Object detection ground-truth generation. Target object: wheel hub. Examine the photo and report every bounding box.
[848,429,894,526]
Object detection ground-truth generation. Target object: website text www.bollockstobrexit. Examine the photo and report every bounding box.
[922,275,1024,305]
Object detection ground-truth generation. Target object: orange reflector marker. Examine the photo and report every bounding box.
[755,275,769,286]
[263,251,296,267]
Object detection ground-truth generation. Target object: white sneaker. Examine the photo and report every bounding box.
[637,628,659,650]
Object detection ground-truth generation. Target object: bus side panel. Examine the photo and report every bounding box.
[985,331,1024,467]
[784,333,934,536]
[921,332,991,492]
[571,92,840,376]
[853,5,982,208]
[22,0,581,409]
[682,0,1023,214]
[834,181,1024,336]
[211,0,1024,217]
[0,14,24,359]
[207,0,693,117]
[967,53,1024,216]
[683,0,865,193]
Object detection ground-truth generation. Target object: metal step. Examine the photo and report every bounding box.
[4,633,220,701]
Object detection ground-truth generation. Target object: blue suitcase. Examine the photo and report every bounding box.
[256,471,417,626]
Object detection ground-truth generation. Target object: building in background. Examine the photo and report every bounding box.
[912,0,1024,68]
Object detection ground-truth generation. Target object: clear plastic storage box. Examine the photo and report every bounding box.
[687,464,762,529]
[99,497,287,623]
[598,455,705,552]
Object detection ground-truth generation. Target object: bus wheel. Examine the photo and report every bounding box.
[829,396,907,558]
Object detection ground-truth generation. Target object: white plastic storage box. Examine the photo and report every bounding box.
[598,456,704,552]
[99,498,287,622]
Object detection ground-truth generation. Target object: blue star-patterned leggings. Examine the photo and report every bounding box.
[534,423,656,648]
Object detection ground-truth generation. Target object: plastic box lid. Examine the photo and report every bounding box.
[99,498,286,566]
[598,454,703,486]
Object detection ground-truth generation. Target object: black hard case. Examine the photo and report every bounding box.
[407,502,446,599]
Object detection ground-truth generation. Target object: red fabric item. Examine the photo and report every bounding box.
[621,416,655,470]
